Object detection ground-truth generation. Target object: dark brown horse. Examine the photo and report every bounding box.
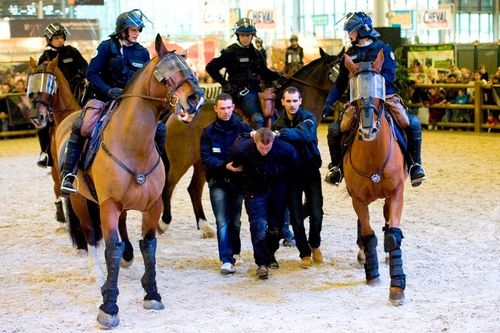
[53,34,204,328]
[342,50,408,305]
[159,48,341,235]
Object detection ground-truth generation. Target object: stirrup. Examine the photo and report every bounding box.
[409,164,426,187]
[325,165,343,186]
[61,173,79,195]
[37,152,49,168]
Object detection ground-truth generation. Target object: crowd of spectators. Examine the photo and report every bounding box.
[0,69,32,133]
[408,65,500,129]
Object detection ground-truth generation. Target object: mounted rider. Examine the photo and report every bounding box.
[284,34,304,76]
[36,23,88,168]
[321,12,426,187]
[60,9,166,196]
[206,18,282,129]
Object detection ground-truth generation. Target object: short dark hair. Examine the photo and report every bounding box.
[283,86,301,98]
[255,127,274,145]
[215,93,233,103]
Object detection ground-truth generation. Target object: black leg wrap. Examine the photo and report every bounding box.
[139,238,161,302]
[360,233,379,280]
[55,201,65,223]
[384,227,406,290]
[99,241,125,315]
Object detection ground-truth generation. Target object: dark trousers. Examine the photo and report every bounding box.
[288,169,323,258]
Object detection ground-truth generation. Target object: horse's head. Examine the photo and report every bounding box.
[344,49,386,141]
[320,47,344,83]
[150,34,205,123]
[26,56,58,129]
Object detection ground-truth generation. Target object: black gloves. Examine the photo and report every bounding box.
[108,87,123,99]
[223,83,239,96]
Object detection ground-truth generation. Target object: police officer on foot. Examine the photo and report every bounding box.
[206,18,282,129]
[59,9,166,195]
[321,12,426,187]
[36,23,88,168]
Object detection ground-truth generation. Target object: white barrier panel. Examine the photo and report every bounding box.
[200,83,222,101]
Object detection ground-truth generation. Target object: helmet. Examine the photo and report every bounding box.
[343,12,380,39]
[233,18,256,35]
[289,34,298,42]
[114,9,146,35]
[44,23,70,41]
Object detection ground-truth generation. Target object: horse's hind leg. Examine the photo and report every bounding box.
[189,162,215,238]
[140,198,164,310]
[118,211,134,267]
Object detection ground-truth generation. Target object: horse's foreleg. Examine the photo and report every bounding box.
[140,198,164,310]
[189,162,214,238]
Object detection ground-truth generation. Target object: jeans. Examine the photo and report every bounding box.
[288,169,323,258]
[208,181,243,264]
[282,208,294,241]
[238,91,264,129]
[244,182,287,266]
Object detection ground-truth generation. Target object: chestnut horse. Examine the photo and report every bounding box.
[342,50,407,305]
[159,48,341,236]
[53,34,204,328]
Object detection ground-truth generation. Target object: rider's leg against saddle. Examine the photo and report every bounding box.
[36,126,51,168]
[154,122,167,155]
[325,120,343,186]
[405,115,426,187]
[60,116,86,195]
[239,92,264,129]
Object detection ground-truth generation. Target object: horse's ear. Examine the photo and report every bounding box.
[343,54,358,77]
[319,47,326,58]
[47,55,58,72]
[29,57,37,72]
[372,49,384,73]
[155,33,168,58]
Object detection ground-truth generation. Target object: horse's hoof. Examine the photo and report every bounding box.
[389,287,406,306]
[55,223,67,235]
[97,309,120,328]
[121,257,134,268]
[157,220,169,234]
[199,220,215,239]
[357,249,366,265]
[76,248,87,257]
[144,299,165,310]
[367,276,381,287]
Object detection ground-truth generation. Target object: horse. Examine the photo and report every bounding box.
[52,34,204,328]
[341,50,408,305]
[159,47,342,235]
[27,56,91,252]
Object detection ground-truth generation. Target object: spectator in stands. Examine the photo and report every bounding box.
[425,87,444,130]
[460,67,472,83]
[254,37,267,62]
[454,88,471,123]
[442,73,459,122]
[479,64,489,82]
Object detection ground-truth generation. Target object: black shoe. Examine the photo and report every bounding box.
[409,164,426,187]
[325,164,342,186]
[61,174,77,196]
[256,265,269,280]
[37,153,49,168]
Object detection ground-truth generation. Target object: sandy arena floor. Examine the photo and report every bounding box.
[0,126,499,333]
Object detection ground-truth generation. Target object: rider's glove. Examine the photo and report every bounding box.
[321,103,332,118]
[223,83,239,96]
[108,87,123,100]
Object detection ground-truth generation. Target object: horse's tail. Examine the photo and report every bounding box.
[87,199,103,245]
[64,198,88,250]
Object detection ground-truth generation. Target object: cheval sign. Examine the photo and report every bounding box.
[419,5,453,30]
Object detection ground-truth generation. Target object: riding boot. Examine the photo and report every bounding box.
[324,121,343,186]
[154,122,167,155]
[405,116,426,187]
[60,118,85,195]
[36,126,51,168]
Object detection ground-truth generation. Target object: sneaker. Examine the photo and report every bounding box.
[267,256,279,269]
[324,164,342,186]
[409,164,426,187]
[220,262,235,275]
[311,247,323,264]
[300,256,312,269]
[256,265,269,280]
[37,152,49,168]
[282,239,296,247]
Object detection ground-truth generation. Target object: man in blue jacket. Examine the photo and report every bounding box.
[274,86,323,268]
[321,12,426,187]
[200,93,253,275]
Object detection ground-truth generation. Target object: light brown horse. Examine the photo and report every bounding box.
[342,50,408,305]
[53,34,204,328]
[160,48,341,235]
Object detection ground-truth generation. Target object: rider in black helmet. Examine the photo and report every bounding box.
[284,34,304,76]
[36,23,88,168]
[321,12,426,187]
